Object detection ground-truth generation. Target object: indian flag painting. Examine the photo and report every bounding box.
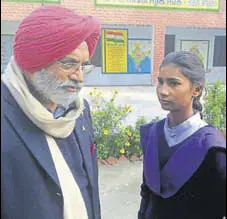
[105,31,125,44]
[102,29,128,73]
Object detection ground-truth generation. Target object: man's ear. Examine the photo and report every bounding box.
[192,85,201,97]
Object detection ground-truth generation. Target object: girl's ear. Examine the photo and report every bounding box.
[192,85,201,97]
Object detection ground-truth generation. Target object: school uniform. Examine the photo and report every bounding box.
[138,114,226,219]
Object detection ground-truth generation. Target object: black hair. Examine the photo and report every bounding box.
[160,51,205,118]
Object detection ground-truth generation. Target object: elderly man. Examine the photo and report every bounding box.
[1,5,101,219]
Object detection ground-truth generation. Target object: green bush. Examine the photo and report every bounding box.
[89,87,133,159]
[203,81,226,131]
[89,87,160,160]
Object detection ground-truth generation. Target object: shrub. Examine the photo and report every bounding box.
[89,87,133,159]
[124,116,160,159]
[203,81,226,131]
[89,87,161,160]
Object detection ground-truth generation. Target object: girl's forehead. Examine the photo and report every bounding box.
[159,64,182,77]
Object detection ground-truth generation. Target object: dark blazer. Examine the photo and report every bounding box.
[1,82,101,219]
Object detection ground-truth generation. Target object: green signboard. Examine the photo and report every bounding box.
[95,0,220,12]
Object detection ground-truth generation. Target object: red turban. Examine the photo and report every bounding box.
[14,5,101,73]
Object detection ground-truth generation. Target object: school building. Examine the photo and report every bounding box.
[1,0,226,85]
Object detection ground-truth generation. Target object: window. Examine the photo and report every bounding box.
[213,36,226,67]
[165,34,175,56]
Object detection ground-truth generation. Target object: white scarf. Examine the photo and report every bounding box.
[1,57,88,219]
[1,57,84,138]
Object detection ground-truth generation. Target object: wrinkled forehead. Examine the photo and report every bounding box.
[65,41,89,62]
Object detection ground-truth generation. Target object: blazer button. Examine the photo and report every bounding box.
[56,192,62,197]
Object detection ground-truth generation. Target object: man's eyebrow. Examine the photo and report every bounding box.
[59,58,92,65]
[59,57,80,63]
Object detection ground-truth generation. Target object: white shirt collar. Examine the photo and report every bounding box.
[164,112,208,147]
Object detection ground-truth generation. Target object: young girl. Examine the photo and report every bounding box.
[138,51,226,219]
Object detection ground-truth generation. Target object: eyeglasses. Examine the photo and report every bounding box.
[55,60,95,75]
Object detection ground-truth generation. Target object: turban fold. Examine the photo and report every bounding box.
[14,5,101,73]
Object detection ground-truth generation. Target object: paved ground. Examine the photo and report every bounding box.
[98,160,143,219]
[82,87,154,218]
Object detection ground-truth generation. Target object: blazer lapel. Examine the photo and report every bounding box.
[2,85,60,188]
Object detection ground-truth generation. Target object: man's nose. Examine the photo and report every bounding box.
[69,68,84,82]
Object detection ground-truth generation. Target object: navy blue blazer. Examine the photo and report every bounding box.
[1,82,101,219]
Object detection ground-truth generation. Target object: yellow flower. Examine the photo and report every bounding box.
[97,92,102,97]
[89,92,93,96]
[114,89,119,94]
[103,130,109,135]
[124,104,132,112]
[125,142,130,147]
[119,125,125,131]
[120,148,125,154]
[92,110,98,114]
[127,131,132,137]
[93,87,97,90]
[94,99,99,104]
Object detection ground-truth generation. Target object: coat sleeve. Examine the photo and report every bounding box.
[214,151,226,181]
[138,173,150,219]
[213,150,226,217]
[138,173,156,219]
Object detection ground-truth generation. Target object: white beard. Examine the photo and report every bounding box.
[26,69,83,108]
